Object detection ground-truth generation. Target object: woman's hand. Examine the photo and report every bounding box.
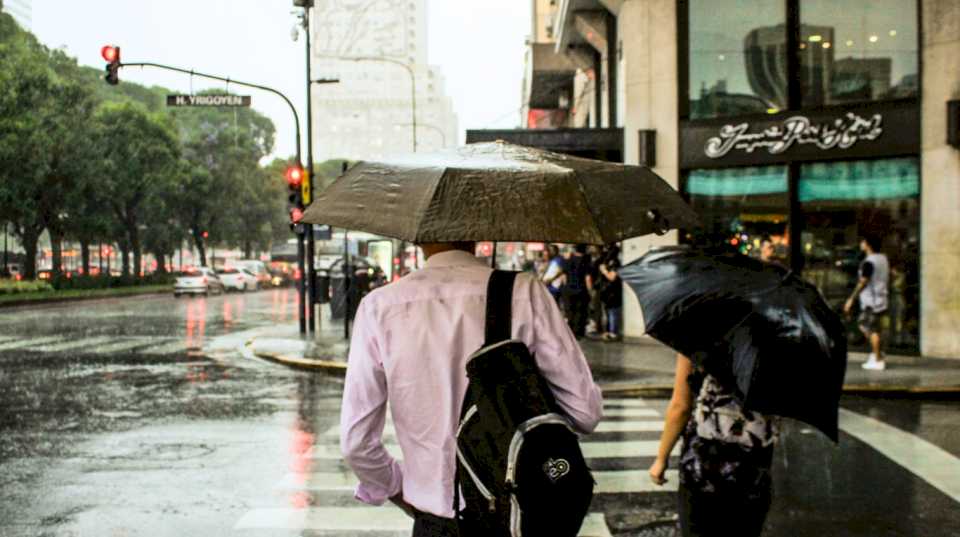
[649,457,669,486]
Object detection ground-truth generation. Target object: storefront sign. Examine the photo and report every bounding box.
[680,103,919,169]
[705,113,883,159]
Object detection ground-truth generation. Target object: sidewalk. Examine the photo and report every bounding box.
[247,312,960,397]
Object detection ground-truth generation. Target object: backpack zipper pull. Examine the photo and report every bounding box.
[488,497,497,513]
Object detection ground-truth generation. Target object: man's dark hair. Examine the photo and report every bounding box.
[547,244,560,257]
[861,235,882,252]
[575,244,588,254]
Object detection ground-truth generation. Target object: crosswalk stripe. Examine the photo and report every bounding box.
[32,335,114,352]
[139,340,191,355]
[234,507,612,536]
[308,439,669,460]
[602,398,649,407]
[596,420,664,433]
[0,335,18,344]
[277,468,679,495]
[323,417,663,439]
[88,337,155,354]
[0,335,64,351]
[602,407,660,418]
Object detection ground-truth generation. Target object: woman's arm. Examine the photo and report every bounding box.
[649,354,695,485]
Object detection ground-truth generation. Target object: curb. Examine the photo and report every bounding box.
[0,289,169,309]
[247,342,347,374]
[601,382,960,399]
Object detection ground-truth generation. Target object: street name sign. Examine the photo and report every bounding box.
[166,94,251,107]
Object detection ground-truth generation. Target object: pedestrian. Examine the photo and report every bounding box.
[598,246,623,342]
[759,235,776,263]
[649,353,780,537]
[586,245,605,337]
[541,244,566,307]
[562,244,591,338]
[844,234,890,371]
[340,242,603,537]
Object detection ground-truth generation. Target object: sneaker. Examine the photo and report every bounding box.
[862,358,886,371]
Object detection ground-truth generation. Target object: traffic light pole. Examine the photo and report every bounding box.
[304,6,317,335]
[116,60,309,335]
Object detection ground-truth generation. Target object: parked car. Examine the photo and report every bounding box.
[174,267,224,297]
[234,260,271,288]
[217,267,258,292]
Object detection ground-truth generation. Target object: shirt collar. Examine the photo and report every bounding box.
[424,249,487,269]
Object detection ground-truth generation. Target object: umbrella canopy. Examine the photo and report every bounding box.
[620,246,848,441]
[301,141,698,244]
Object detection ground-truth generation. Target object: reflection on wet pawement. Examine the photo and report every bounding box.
[288,375,323,509]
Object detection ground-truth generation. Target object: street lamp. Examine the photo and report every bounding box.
[338,56,417,153]
[395,122,446,148]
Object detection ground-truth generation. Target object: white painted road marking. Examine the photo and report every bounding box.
[234,507,612,536]
[323,418,666,438]
[308,439,669,460]
[601,407,660,418]
[277,468,679,494]
[0,335,64,351]
[32,336,114,352]
[839,408,960,504]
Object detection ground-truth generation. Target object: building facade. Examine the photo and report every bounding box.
[476,0,960,358]
[309,0,458,162]
[1,0,32,30]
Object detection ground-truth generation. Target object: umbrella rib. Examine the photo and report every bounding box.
[569,170,606,244]
[411,165,448,243]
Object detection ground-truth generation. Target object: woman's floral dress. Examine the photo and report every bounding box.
[678,367,780,532]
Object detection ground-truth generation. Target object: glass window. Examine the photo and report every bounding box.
[688,0,787,119]
[800,0,918,107]
[684,166,790,264]
[799,158,919,351]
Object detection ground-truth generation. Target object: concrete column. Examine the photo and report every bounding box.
[617,0,680,338]
[921,0,960,358]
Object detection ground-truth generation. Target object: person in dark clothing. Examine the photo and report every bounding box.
[562,244,591,338]
[585,245,604,336]
[598,246,623,341]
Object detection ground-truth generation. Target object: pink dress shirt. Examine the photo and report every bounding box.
[340,249,604,518]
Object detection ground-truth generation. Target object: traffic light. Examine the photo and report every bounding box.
[101,45,120,85]
[286,163,305,232]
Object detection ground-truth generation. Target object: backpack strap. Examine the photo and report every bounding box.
[484,270,518,346]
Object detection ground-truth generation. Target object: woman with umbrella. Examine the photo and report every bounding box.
[628,247,847,537]
[648,352,780,536]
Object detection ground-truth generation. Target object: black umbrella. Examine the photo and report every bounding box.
[301,141,698,244]
[620,246,848,441]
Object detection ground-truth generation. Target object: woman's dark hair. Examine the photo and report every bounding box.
[861,235,883,251]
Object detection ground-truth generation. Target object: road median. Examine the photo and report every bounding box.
[0,285,170,308]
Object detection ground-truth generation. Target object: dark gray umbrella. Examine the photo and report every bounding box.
[620,246,848,441]
[301,141,698,244]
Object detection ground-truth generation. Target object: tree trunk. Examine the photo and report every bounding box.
[120,242,130,277]
[80,241,90,275]
[131,227,142,278]
[243,241,252,260]
[50,231,63,276]
[192,231,207,268]
[21,228,40,280]
[154,251,167,274]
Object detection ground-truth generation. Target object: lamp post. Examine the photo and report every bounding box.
[395,122,447,148]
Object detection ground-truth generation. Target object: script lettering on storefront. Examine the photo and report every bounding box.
[704,113,884,159]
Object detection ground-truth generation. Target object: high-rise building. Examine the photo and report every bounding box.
[2,0,32,30]
[309,0,458,162]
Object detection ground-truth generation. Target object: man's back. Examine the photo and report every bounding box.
[340,249,603,520]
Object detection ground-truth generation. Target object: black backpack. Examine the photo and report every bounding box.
[454,270,594,536]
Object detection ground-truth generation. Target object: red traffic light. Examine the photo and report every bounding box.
[101,45,119,63]
[285,165,304,188]
[290,207,304,222]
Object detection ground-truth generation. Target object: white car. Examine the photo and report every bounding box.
[174,267,224,297]
[217,267,258,292]
[234,260,270,288]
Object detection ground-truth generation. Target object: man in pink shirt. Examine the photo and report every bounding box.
[340,241,604,536]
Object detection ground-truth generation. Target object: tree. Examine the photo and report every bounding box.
[169,91,276,265]
[93,102,180,277]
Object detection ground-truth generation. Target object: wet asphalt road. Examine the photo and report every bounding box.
[1,289,959,536]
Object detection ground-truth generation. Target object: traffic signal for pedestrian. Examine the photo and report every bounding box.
[101,45,120,85]
[286,163,305,231]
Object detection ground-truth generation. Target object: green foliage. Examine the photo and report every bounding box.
[48,273,175,291]
[0,279,54,295]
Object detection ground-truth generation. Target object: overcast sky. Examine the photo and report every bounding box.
[32,0,530,161]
